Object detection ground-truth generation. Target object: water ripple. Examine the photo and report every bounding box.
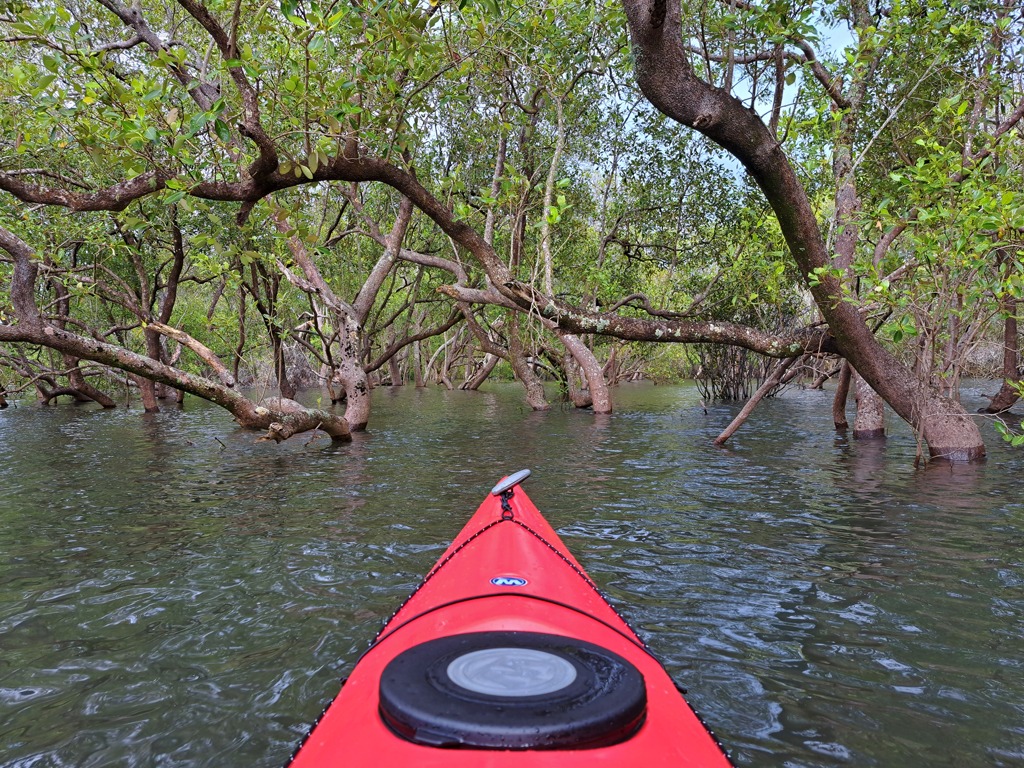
[1,385,1022,767]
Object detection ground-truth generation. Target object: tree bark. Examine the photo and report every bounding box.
[620,0,984,461]
[387,329,404,386]
[67,362,117,408]
[557,330,611,413]
[462,353,500,391]
[147,322,237,387]
[852,369,886,439]
[715,356,798,445]
[50,278,118,408]
[828,48,887,442]
[335,313,370,429]
[983,310,1020,414]
[509,318,550,411]
[413,340,425,388]
[981,251,1020,414]
[557,331,610,415]
[275,196,413,431]
[833,361,852,430]
[242,260,295,399]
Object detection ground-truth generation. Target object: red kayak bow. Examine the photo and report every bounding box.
[287,470,734,767]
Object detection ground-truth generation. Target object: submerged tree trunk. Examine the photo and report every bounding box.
[509,318,550,411]
[275,197,413,431]
[388,347,404,387]
[833,361,852,430]
[560,350,592,409]
[715,356,798,445]
[852,370,886,438]
[557,331,611,413]
[51,279,118,408]
[462,353,500,391]
[65,362,116,408]
[982,277,1020,413]
[335,314,370,430]
[242,259,296,400]
[537,89,612,415]
[620,0,984,461]
[271,331,296,400]
[412,341,425,388]
[135,371,160,412]
[824,2,892,441]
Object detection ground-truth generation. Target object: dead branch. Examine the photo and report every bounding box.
[714,355,799,445]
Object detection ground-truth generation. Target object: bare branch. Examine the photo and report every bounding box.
[176,0,278,177]
[0,170,167,211]
[146,322,236,387]
[93,34,145,53]
[365,309,462,373]
[0,169,94,190]
[93,0,219,109]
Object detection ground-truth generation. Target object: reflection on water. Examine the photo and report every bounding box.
[1,384,1022,767]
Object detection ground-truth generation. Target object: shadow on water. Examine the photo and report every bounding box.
[0,383,1022,767]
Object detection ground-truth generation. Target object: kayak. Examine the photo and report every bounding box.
[287,470,734,767]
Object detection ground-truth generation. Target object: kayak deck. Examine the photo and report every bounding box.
[287,474,733,767]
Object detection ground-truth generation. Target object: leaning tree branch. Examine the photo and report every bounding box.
[714,355,800,445]
[364,309,463,374]
[93,33,145,53]
[0,169,94,190]
[0,320,349,441]
[0,170,169,212]
[621,0,986,461]
[145,321,236,387]
[0,225,346,442]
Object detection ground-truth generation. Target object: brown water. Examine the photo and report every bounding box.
[0,383,1022,766]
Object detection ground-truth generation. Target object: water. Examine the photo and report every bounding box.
[0,383,1021,767]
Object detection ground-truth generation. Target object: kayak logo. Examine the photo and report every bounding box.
[491,576,528,587]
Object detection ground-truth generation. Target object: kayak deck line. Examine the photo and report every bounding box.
[371,517,507,646]
[367,516,655,659]
[285,471,736,766]
[368,589,655,660]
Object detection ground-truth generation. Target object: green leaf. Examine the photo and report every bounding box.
[188,113,209,135]
[214,118,231,142]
